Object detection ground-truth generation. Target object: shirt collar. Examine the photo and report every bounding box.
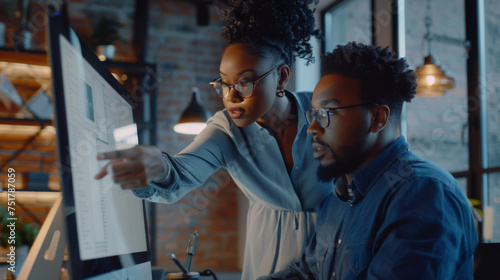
[334,136,409,204]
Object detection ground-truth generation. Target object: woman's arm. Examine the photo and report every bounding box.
[95,111,232,203]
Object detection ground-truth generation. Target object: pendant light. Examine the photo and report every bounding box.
[174,87,211,135]
[174,7,211,135]
[415,1,455,97]
[415,55,455,96]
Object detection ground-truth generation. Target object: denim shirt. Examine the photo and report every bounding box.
[266,136,478,280]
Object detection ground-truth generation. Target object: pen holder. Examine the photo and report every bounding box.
[166,272,200,280]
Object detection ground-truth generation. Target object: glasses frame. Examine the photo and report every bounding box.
[306,102,380,128]
[209,65,281,99]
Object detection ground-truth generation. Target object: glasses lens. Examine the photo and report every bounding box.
[306,110,314,125]
[235,82,254,98]
[211,82,223,97]
[318,108,328,128]
[305,109,329,127]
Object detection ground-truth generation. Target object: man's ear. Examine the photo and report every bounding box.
[370,105,390,133]
[277,65,291,90]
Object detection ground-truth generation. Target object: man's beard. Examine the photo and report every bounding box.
[315,139,363,182]
[317,157,348,182]
[315,139,344,182]
[317,162,338,182]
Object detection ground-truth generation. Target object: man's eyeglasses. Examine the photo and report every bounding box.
[209,65,281,99]
[306,103,379,128]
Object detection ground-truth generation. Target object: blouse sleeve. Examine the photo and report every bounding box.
[132,111,232,203]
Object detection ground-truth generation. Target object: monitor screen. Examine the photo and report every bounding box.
[48,7,152,280]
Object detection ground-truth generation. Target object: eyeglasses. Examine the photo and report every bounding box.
[306,103,379,128]
[209,65,281,99]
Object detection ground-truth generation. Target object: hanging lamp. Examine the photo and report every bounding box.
[415,2,455,97]
[415,55,455,96]
[173,13,211,135]
[173,87,211,135]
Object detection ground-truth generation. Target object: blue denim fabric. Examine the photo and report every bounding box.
[265,136,478,280]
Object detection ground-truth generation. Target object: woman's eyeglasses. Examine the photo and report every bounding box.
[209,65,281,99]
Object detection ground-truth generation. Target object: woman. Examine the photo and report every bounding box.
[95,0,332,278]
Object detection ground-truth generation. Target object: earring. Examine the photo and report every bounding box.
[276,89,285,97]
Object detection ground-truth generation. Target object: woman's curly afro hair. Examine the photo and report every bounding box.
[221,0,321,66]
[322,42,417,121]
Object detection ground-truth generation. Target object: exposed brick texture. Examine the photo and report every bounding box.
[144,0,236,271]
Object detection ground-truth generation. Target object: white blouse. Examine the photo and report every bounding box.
[133,91,333,279]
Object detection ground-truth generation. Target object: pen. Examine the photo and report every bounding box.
[186,232,198,272]
[171,253,188,274]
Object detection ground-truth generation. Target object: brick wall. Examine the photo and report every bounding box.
[146,0,225,154]
[144,0,239,272]
[0,0,47,51]
[67,0,136,61]
[153,172,239,271]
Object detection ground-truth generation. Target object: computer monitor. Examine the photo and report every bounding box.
[47,6,152,280]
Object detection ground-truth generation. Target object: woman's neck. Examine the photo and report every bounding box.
[257,93,298,135]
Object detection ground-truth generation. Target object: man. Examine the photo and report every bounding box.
[260,42,478,279]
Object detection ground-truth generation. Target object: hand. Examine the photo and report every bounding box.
[94,145,168,189]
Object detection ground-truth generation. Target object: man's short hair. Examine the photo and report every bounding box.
[322,42,417,122]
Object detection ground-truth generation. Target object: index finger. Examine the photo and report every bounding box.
[97,147,139,160]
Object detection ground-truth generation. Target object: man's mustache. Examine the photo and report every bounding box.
[312,137,330,148]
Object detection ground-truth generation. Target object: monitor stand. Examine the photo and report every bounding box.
[17,194,67,280]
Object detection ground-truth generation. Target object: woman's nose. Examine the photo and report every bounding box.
[225,86,243,103]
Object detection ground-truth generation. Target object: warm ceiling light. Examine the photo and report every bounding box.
[415,55,455,97]
[173,88,211,135]
[173,122,208,135]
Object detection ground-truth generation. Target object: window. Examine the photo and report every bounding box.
[406,0,500,242]
[483,0,500,242]
[405,0,469,173]
[323,0,372,53]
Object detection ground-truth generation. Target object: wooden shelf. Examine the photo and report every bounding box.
[0,49,156,192]
[0,117,52,126]
[0,48,49,66]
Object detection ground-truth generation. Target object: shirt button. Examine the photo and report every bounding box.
[294,165,300,170]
